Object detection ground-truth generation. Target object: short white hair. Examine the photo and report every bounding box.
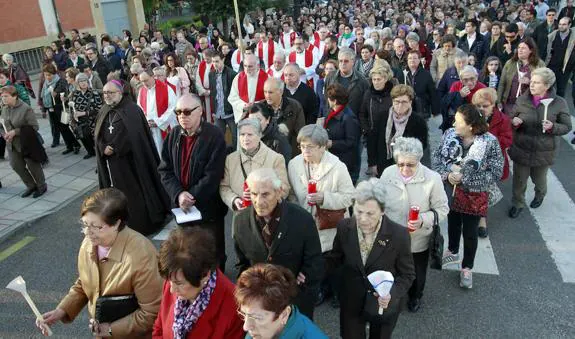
[246,168,282,190]
[354,178,386,210]
[237,118,262,137]
[265,77,285,92]
[2,53,14,63]
[459,65,478,78]
[152,66,166,76]
[338,47,356,60]
[392,137,424,162]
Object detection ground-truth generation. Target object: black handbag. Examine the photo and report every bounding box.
[428,209,444,270]
[95,294,138,323]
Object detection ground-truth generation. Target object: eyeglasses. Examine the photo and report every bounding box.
[298,144,320,151]
[237,309,267,324]
[78,220,105,232]
[461,77,476,82]
[103,91,120,96]
[393,100,411,105]
[175,105,201,116]
[397,162,417,168]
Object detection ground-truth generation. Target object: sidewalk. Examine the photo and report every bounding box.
[0,77,98,240]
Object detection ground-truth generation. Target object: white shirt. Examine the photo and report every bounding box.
[467,33,477,49]
[228,72,261,123]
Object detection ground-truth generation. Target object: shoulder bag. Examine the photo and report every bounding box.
[428,209,444,270]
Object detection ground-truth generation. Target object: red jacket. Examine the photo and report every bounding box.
[488,108,513,180]
[152,270,245,339]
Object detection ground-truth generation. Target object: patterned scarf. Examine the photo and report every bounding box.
[172,271,217,339]
[385,106,412,159]
[41,74,60,109]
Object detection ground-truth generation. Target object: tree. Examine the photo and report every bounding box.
[189,0,273,34]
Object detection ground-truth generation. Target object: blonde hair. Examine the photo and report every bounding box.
[472,88,497,106]
[369,64,393,82]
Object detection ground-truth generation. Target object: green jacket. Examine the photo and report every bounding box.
[497,58,545,104]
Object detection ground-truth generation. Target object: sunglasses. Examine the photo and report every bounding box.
[175,106,200,116]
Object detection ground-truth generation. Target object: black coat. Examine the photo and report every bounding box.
[373,110,428,174]
[325,106,361,176]
[395,66,440,117]
[458,33,486,67]
[326,217,415,319]
[324,70,370,119]
[209,66,237,115]
[533,21,557,60]
[233,200,323,319]
[360,82,393,167]
[91,57,111,85]
[283,82,319,124]
[261,120,292,166]
[482,34,505,59]
[158,123,228,221]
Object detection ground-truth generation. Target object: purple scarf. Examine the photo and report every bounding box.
[172,270,217,339]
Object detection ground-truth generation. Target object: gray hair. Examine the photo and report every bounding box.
[531,67,556,89]
[338,47,356,61]
[459,65,478,78]
[354,178,386,210]
[104,45,115,55]
[130,63,144,75]
[284,62,303,75]
[246,168,282,190]
[454,50,468,62]
[75,72,89,83]
[265,77,285,92]
[296,124,329,147]
[2,53,14,63]
[406,32,420,43]
[392,137,424,162]
[381,27,393,39]
[237,118,262,137]
[141,47,153,58]
[152,66,166,76]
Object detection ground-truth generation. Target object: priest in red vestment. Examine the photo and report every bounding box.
[257,31,282,70]
[138,70,177,154]
[267,51,286,80]
[288,36,319,89]
[227,54,268,123]
[195,48,216,123]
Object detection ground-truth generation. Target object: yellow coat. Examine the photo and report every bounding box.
[58,227,162,338]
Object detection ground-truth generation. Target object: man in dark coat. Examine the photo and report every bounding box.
[396,50,440,118]
[158,94,228,269]
[233,168,323,320]
[533,8,558,60]
[95,81,170,235]
[85,46,111,85]
[283,63,319,124]
[209,51,237,149]
[458,19,485,68]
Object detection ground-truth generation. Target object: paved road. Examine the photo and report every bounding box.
[1,120,575,338]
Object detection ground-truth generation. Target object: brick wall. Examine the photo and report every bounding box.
[55,0,95,31]
[0,0,45,43]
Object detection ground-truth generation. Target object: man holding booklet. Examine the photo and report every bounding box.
[159,93,229,271]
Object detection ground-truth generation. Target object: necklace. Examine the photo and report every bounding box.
[108,112,116,134]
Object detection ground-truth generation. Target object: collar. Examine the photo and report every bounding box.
[89,228,129,263]
[180,122,203,137]
[255,201,282,224]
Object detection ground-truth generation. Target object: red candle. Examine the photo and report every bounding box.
[408,206,420,233]
[308,180,317,206]
[242,181,251,207]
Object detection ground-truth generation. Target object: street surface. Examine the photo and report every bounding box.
[1,112,575,338]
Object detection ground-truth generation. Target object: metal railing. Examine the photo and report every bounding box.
[11,47,45,75]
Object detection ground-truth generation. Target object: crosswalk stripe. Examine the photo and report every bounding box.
[509,160,575,283]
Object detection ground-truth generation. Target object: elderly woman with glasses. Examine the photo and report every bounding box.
[235,264,328,339]
[433,104,504,289]
[288,125,355,306]
[441,65,487,132]
[508,67,572,218]
[68,72,103,159]
[153,227,244,339]
[37,188,163,337]
[325,178,415,339]
[471,88,512,237]
[372,84,428,175]
[379,137,449,313]
[220,118,290,212]
[246,103,291,164]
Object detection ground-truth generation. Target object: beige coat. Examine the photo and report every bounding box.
[220,142,290,210]
[380,164,449,253]
[430,47,463,82]
[288,151,355,252]
[58,227,162,338]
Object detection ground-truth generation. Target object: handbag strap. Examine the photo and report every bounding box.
[430,208,439,227]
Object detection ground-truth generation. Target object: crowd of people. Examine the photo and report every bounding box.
[1,0,574,337]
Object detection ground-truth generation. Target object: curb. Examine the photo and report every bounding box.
[0,183,98,243]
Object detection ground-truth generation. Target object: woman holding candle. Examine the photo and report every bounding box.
[68,72,103,159]
[325,178,415,338]
[219,118,290,212]
[497,38,545,116]
[287,124,355,307]
[432,104,503,289]
[380,137,449,312]
[508,67,572,218]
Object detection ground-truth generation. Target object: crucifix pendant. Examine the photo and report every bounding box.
[108,125,114,134]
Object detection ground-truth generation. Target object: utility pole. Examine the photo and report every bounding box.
[50,0,64,35]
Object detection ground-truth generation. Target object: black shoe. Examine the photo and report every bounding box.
[83,153,95,159]
[315,289,326,307]
[530,197,544,209]
[21,187,36,198]
[51,142,60,148]
[32,184,47,198]
[508,206,523,218]
[62,148,74,155]
[73,146,81,154]
[408,298,421,313]
[478,226,488,238]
